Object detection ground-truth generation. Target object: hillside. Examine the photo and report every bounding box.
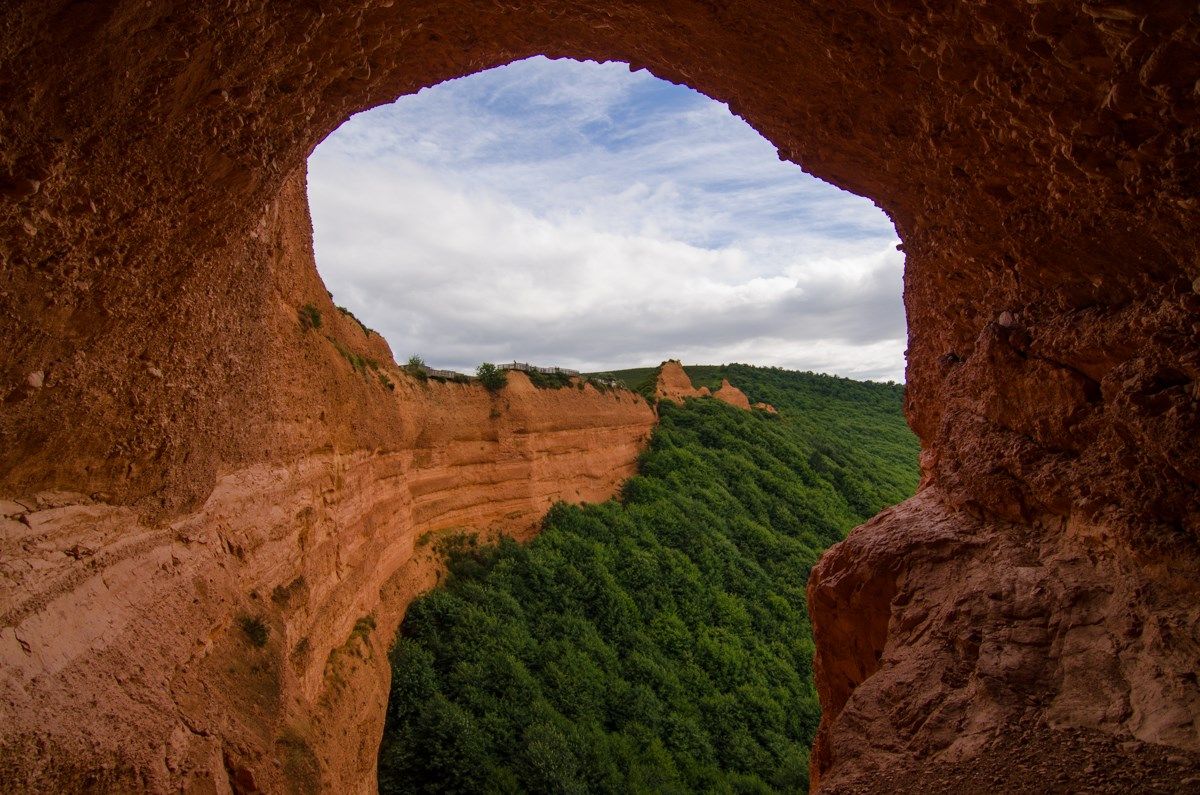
[603,363,917,514]
[378,365,919,792]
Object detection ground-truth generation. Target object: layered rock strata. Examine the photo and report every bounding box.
[0,0,1198,792]
[0,370,654,793]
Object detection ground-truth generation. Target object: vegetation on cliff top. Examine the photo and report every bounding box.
[476,362,509,391]
[378,365,918,792]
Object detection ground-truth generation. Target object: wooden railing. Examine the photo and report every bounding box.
[422,367,468,380]
[498,361,581,376]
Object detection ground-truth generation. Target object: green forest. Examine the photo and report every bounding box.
[378,364,919,793]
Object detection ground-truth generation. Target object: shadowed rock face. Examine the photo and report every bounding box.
[1,1,1198,792]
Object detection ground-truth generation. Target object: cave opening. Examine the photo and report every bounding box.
[306,56,907,383]
[3,2,1196,792]
[303,56,917,792]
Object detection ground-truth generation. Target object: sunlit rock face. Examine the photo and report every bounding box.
[654,360,713,403]
[654,364,754,409]
[1,1,1198,792]
[713,379,751,410]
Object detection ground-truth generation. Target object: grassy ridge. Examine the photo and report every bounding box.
[379,365,919,793]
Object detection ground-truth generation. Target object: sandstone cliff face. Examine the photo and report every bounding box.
[1,1,1198,792]
[0,158,656,793]
[0,369,654,793]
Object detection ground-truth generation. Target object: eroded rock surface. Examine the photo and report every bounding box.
[654,362,758,409]
[712,378,752,410]
[654,360,712,403]
[0,370,653,793]
[809,491,1200,792]
[1,0,1198,792]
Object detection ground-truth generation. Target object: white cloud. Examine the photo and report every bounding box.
[308,57,906,382]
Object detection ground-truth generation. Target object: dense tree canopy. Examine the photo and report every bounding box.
[379,365,919,793]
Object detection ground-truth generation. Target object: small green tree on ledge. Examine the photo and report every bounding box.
[476,362,507,391]
[405,354,428,381]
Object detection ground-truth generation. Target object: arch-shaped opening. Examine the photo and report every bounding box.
[308,56,907,382]
[1,3,1197,793]
[303,56,916,793]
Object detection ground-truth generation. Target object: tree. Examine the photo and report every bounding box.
[476,362,508,391]
[404,355,427,381]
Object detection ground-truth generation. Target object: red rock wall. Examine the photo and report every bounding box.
[1,1,1198,792]
[0,361,653,794]
[0,163,656,791]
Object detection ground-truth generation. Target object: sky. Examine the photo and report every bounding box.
[307,56,907,382]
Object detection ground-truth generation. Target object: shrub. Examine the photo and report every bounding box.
[378,372,395,391]
[239,615,269,647]
[476,362,507,391]
[525,369,572,390]
[405,355,428,382]
[330,339,377,375]
[298,303,322,331]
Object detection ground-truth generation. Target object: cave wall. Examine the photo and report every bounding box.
[1,0,1198,792]
[0,167,656,792]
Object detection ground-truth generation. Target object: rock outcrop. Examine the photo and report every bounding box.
[808,491,1200,792]
[0,157,657,792]
[1,1,1198,792]
[654,363,758,410]
[712,378,751,410]
[653,360,712,403]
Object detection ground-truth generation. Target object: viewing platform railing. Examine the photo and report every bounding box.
[498,361,581,376]
[421,367,469,380]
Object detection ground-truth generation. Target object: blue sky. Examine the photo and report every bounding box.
[308,56,906,381]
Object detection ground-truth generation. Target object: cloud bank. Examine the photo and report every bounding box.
[308,56,907,381]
